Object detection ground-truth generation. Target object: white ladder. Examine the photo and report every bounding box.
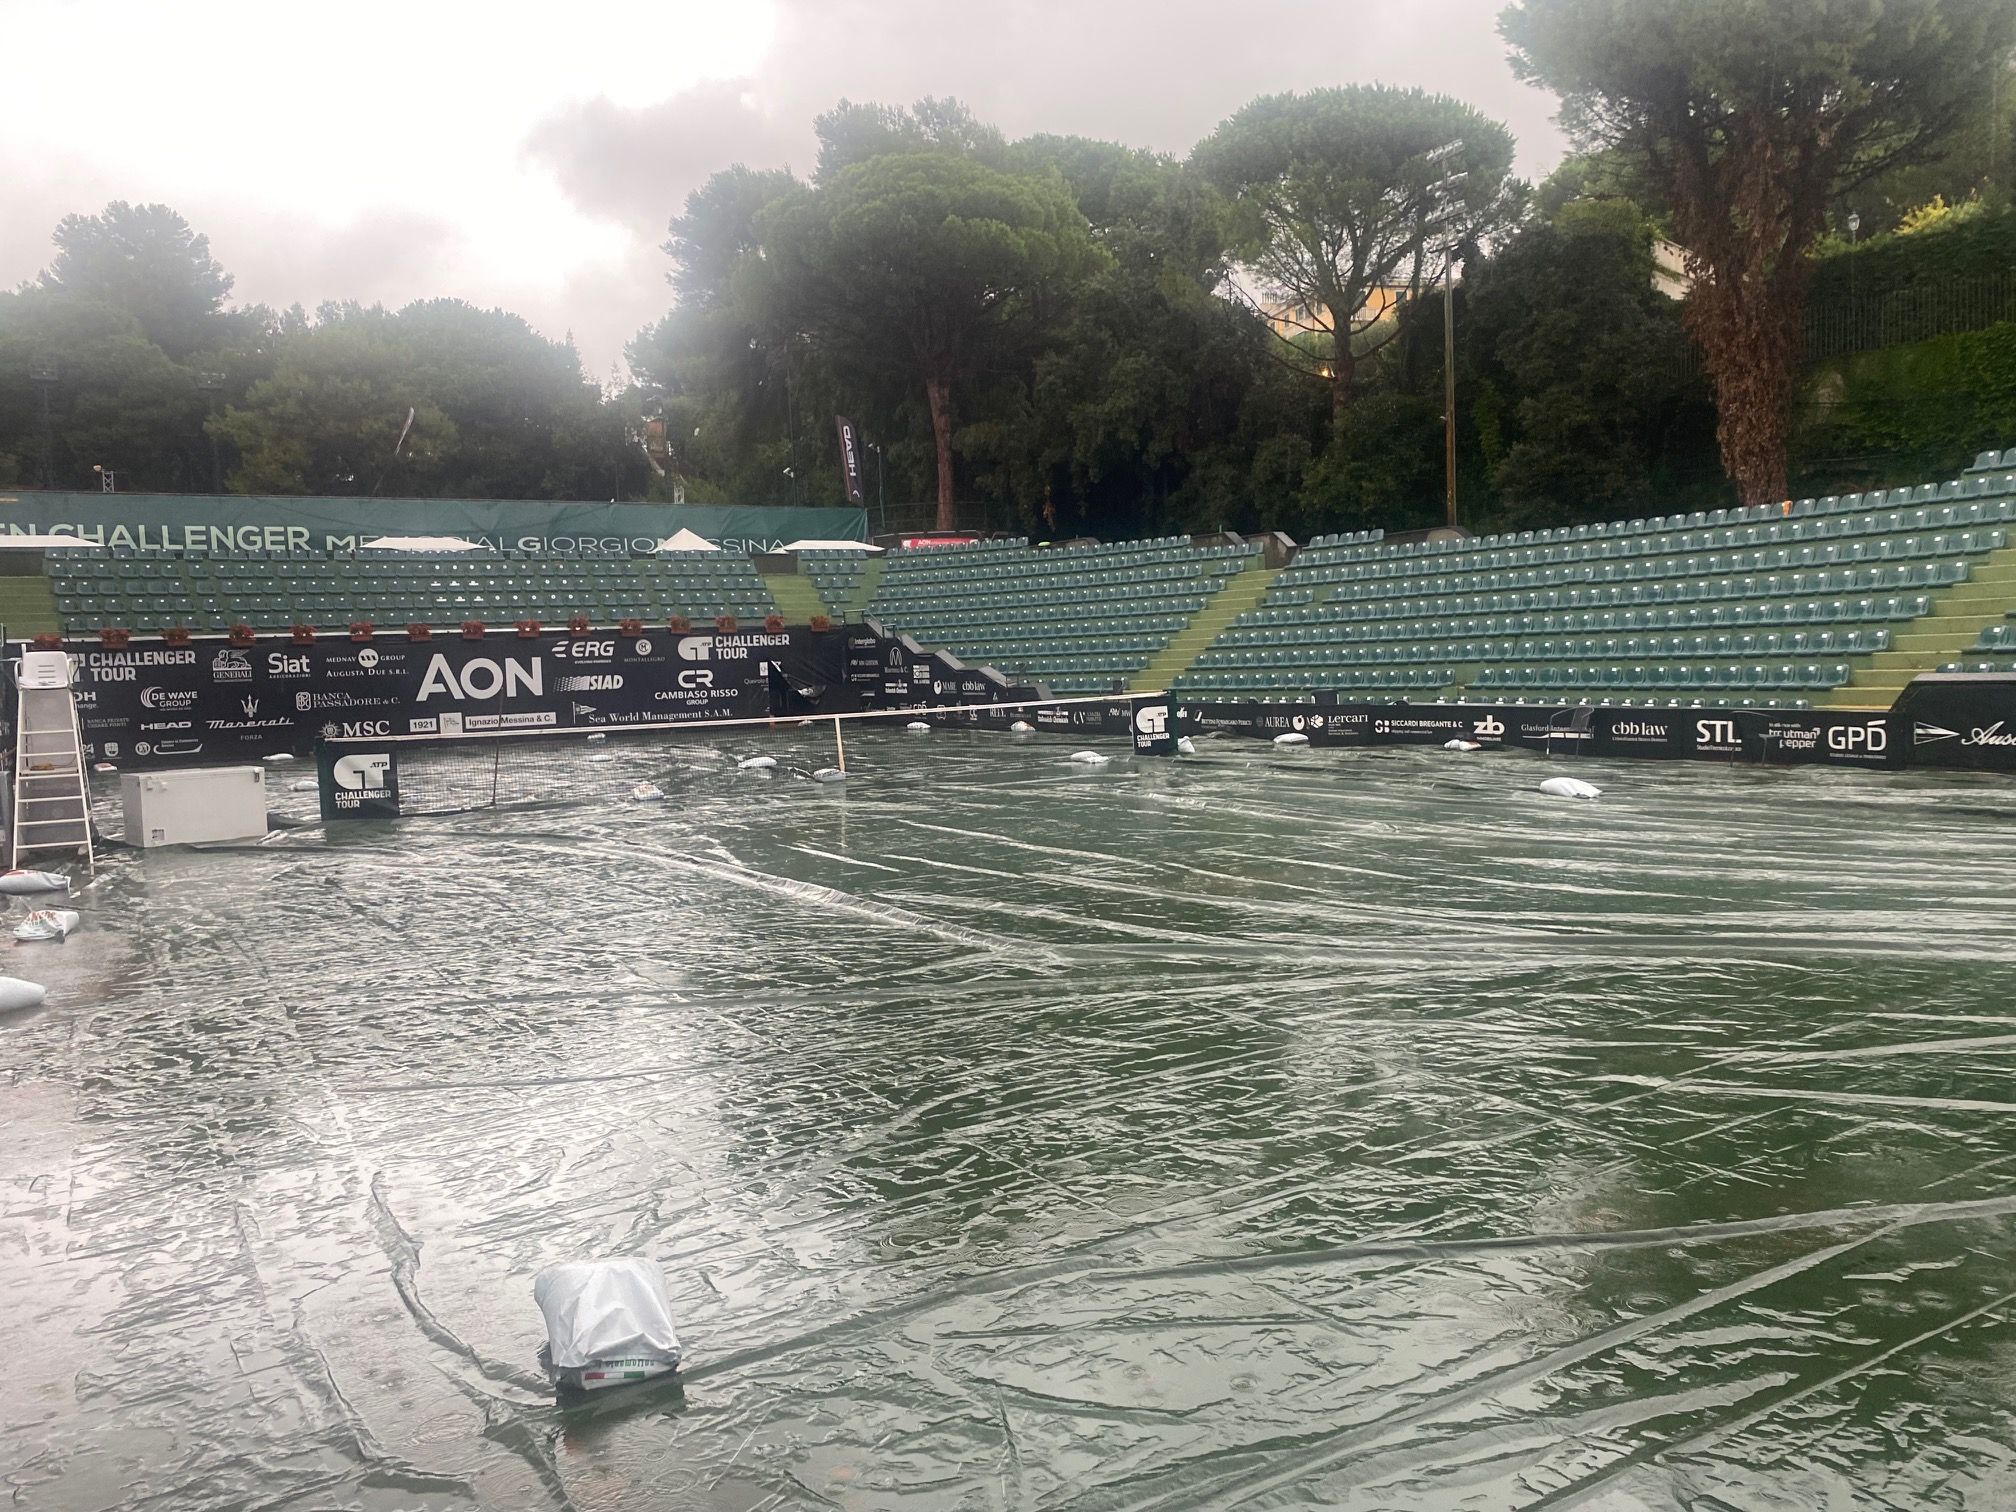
[10,652,94,871]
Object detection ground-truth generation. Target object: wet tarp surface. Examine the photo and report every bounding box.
[6,732,2016,1510]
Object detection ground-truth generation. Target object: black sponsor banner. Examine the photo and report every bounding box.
[1168,699,1919,770]
[1891,674,2016,769]
[1129,695,1176,755]
[317,745,399,821]
[50,625,1056,768]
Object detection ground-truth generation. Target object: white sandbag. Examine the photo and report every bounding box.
[1177,736,1198,755]
[1540,776,1603,800]
[533,1257,682,1391]
[1068,751,1110,765]
[630,782,666,802]
[906,721,931,732]
[587,754,614,765]
[0,976,47,1011]
[737,755,777,770]
[262,752,295,763]
[585,733,607,742]
[1009,720,1034,733]
[93,762,118,773]
[14,909,80,942]
[290,778,318,791]
[1444,739,1481,752]
[1274,732,1310,746]
[0,870,68,896]
[811,767,848,783]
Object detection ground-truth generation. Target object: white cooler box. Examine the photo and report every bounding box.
[120,767,268,847]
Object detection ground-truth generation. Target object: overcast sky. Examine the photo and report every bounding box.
[2,0,1567,380]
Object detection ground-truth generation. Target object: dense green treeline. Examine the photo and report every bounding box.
[4,0,2013,538]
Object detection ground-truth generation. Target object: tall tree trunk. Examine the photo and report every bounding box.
[1328,321,1356,424]
[924,373,956,532]
[1683,262,1804,506]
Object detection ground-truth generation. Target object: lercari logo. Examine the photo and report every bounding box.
[416,654,543,702]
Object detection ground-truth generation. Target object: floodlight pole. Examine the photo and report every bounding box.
[1443,251,1458,531]
[30,363,56,489]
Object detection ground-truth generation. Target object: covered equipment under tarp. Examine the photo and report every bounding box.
[533,1257,682,1389]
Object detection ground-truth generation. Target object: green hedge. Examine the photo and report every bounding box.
[1799,319,2016,481]
[1810,208,2016,304]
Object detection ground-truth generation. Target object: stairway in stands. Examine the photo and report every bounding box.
[1812,539,2016,708]
[0,572,60,638]
[1130,563,1278,693]
[844,557,884,621]
[758,568,829,625]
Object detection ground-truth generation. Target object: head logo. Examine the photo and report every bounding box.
[677,636,715,661]
[332,753,391,791]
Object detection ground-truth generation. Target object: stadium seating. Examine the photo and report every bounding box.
[44,548,776,632]
[860,536,1262,694]
[1173,481,2016,708]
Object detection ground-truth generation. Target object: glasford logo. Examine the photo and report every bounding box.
[140,686,199,710]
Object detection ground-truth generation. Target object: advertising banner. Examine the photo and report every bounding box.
[1890,674,2016,769]
[0,491,866,557]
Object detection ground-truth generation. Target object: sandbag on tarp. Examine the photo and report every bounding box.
[533,1257,682,1391]
[14,909,80,942]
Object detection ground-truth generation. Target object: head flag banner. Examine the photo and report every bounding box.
[835,416,866,505]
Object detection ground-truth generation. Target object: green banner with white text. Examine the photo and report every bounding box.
[0,492,865,556]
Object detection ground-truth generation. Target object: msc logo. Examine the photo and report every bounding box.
[332,753,391,791]
[677,669,715,689]
[1696,718,1739,746]
[320,720,391,739]
[1827,723,1887,754]
[1134,703,1169,737]
[416,654,543,702]
[1472,714,1506,738]
[677,636,714,661]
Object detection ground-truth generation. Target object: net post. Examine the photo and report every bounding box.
[833,716,847,773]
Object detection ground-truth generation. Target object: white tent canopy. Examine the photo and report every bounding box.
[360,535,488,553]
[780,539,883,553]
[657,528,721,552]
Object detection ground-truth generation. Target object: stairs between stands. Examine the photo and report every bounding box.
[844,557,885,621]
[1131,563,1279,693]
[1812,540,2016,708]
[759,567,829,625]
[0,573,61,639]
